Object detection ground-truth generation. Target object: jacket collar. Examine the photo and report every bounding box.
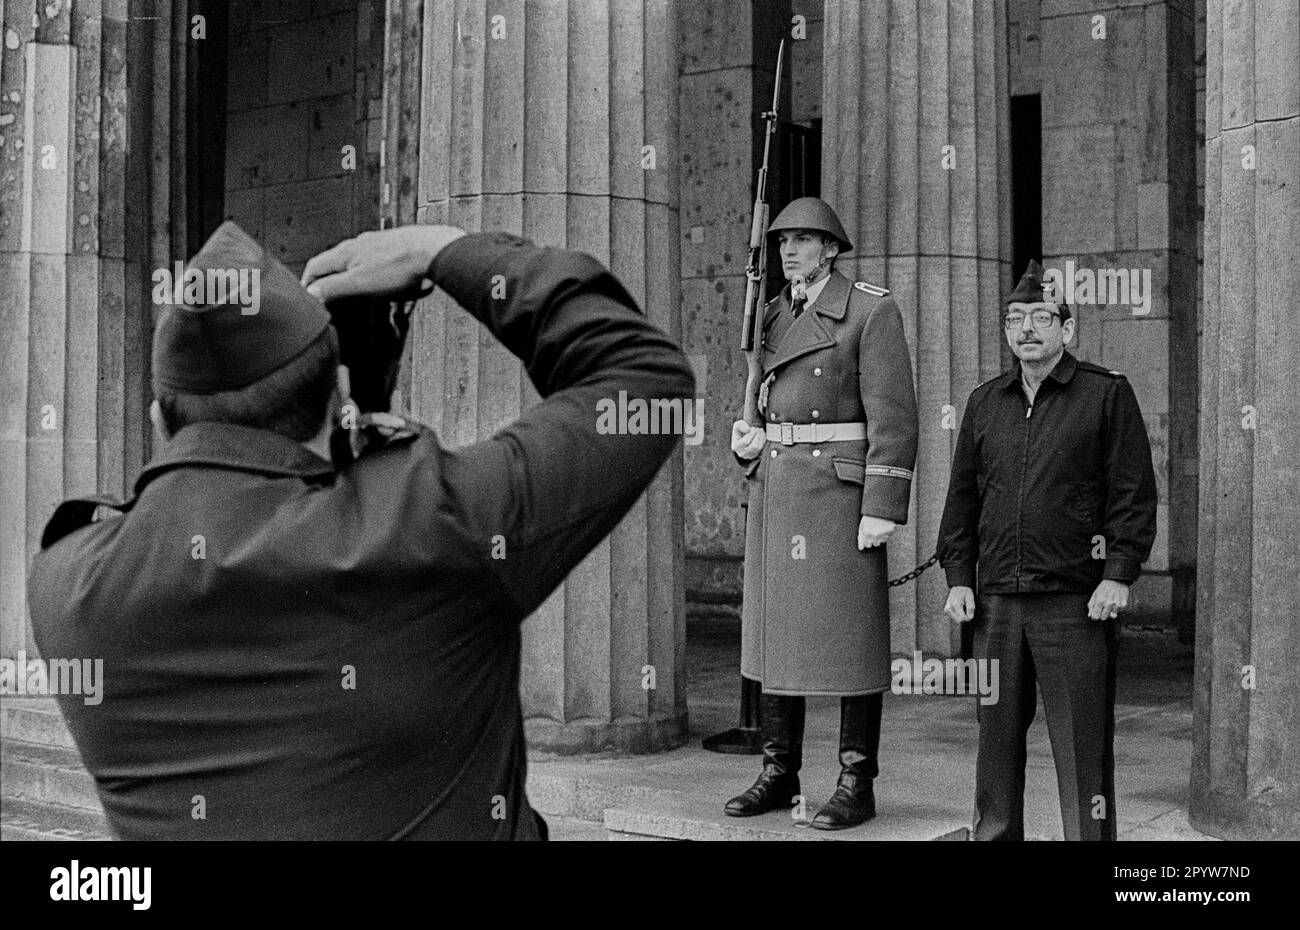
[1001,349,1078,391]
[761,271,852,374]
[810,270,850,321]
[134,421,335,496]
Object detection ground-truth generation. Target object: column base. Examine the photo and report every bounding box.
[1190,785,1300,840]
[525,711,689,755]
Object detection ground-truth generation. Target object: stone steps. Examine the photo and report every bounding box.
[1,698,78,749]
[0,794,110,841]
[1,698,111,841]
[1,737,102,812]
[527,769,970,841]
[3,700,973,842]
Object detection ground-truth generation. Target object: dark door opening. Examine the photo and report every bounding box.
[186,0,229,255]
[1009,94,1042,277]
[765,119,824,290]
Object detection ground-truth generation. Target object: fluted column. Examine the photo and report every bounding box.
[822,0,1012,657]
[1193,0,1300,839]
[381,0,686,752]
[0,0,191,659]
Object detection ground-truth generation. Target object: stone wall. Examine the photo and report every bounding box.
[222,0,382,272]
[677,0,791,606]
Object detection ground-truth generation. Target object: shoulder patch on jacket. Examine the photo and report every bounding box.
[854,281,890,297]
[1077,360,1126,379]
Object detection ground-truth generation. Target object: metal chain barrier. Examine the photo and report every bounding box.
[888,553,939,587]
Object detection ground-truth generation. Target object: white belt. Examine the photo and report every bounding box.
[765,422,866,445]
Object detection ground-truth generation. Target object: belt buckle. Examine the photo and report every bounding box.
[779,422,795,446]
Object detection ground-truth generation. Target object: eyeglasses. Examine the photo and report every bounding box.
[1003,310,1062,330]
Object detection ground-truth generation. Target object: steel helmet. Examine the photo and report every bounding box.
[767,197,853,254]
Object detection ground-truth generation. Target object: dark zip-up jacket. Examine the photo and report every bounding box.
[937,351,1157,594]
[28,232,695,840]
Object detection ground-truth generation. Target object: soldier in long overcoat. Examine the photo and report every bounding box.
[726,198,918,829]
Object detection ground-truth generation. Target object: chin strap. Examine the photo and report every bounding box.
[791,256,833,303]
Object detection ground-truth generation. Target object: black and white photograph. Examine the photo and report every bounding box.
[0,0,1294,908]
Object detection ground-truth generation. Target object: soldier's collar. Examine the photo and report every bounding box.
[1003,350,1078,390]
[809,271,850,321]
[135,421,335,495]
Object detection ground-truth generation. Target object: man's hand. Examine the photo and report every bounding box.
[1088,579,1129,620]
[857,515,895,550]
[301,226,467,303]
[944,586,976,623]
[731,420,766,460]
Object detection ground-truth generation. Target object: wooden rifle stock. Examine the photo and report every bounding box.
[739,39,785,429]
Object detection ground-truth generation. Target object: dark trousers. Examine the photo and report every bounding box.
[972,592,1120,841]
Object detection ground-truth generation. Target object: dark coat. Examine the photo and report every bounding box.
[27,233,695,840]
[740,271,918,696]
[937,350,1157,593]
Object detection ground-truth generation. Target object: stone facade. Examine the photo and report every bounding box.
[2,0,1297,836]
[223,0,383,271]
[0,0,195,658]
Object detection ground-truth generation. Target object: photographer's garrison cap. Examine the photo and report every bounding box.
[151,222,331,395]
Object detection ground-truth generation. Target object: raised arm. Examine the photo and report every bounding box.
[304,226,695,618]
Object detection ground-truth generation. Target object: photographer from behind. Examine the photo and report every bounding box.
[29,222,695,840]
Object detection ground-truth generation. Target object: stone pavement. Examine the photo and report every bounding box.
[530,616,1213,841]
[2,616,1209,841]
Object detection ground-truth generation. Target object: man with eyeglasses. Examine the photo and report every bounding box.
[936,260,1157,841]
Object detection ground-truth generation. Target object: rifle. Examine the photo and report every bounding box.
[739,39,786,426]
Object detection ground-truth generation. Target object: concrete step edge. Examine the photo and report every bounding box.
[1,738,101,812]
[1,794,111,841]
[1,699,78,749]
[526,770,696,823]
[600,801,972,843]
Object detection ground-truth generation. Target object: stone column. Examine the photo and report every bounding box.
[1193,0,1300,839]
[0,0,191,659]
[380,0,686,753]
[821,0,1012,657]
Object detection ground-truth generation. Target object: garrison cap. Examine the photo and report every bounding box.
[1007,259,1064,308]
[768,197,853,254]
[152,222,331,395]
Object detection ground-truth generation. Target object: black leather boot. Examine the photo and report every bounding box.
[724,693,806,817]
[812,693,881,830]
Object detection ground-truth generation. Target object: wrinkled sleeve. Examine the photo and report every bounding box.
[425,233,696,618]
[1100,377,1158,584]
[857,298,919,523]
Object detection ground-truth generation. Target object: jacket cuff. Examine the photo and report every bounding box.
[427,231,521,297]
[860,473,911,524]
[1102,557,1141,585]
[943,562,977,589]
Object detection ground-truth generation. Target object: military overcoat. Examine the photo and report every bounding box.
[740,270,918,695]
